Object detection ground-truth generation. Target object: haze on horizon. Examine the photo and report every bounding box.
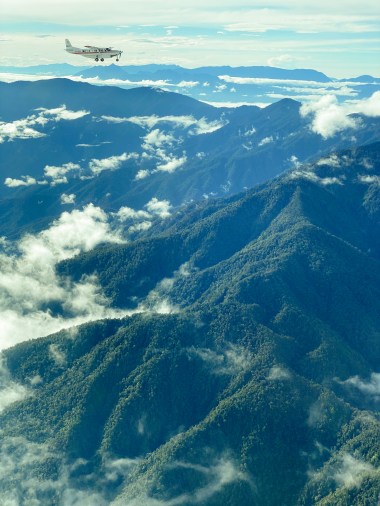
[0,0,379,78]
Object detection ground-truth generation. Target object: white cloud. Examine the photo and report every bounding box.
[300,92,380,139]
[76,141,112,147]
[156,154,187,173]
[113,456,250,506]
[350,90,380,117]
[49,343,66,367]
[0,118,46,143]
[188,343,252,376]
[267,365,291,380]
[315,154,343,167]
[137,262,191,314]
[134,169,150,180]
[103,114,227,136]
[2,1,379,31]
[72,75,172,88]
[223,10,379,35]
[0,436,140,506]
[44,162,81,185]
[177,80,200,88]
[289,169,343,185]
[267,53,303,67]
[35,106,90,121]
[342,372,380,400]
[333,453,375,489]
[60,193,76,204]
[145,197,172,218]
[359,175,380,184]
[114,206,151,222]
[4,175,38,187]
[89,152,133,175]
[127,221,152,234]
[258,136,274,147]
[4,163,82,189]
[142,129,176,150]
[300,95,361,138]
[0,106,89,143]
[0,204,129,349]
[192,117,227,135]
[0,357,29,413]
[288,155,301,168]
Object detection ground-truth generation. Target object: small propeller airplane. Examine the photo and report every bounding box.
[65,39,122,62]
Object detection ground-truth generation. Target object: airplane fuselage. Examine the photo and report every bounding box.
[65,40,122,62]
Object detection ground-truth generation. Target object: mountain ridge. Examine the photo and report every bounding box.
[1,141,380,504]
[1,79,379,240]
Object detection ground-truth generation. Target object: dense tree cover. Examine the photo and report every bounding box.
[1,142,380,504]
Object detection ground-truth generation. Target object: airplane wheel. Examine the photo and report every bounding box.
[116,58,119,62]
[95,57,99,62]
[101,58,104,62]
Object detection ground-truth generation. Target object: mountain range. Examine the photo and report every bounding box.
[1,75,380,505]
[1,138,380,503]
[1,78,380,238]
[1,63,379,107]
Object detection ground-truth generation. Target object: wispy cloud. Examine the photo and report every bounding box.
[4,152,140,189]
[0,357,29,413]
[187,343,252,376]
[35,106,90,121]
[0,435,140,505]
[0,204,129,349]
[115,455,251,506]
[0,106,89,144]
[107,114,227,135]
[340,372,380,401]
[267,365,291,381]
[289,169,344,185]
[138,262,191,314]
[89,152,137,175]
[333,453,375,489]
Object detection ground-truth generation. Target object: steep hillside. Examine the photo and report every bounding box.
[1,143,380,504]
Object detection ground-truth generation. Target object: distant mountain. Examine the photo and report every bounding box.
[1,142,380,504]
[344,74,380,83]
[1,63,379,106]
[1,79,380,239]
[76,64,331,83]
[0,78,218,121]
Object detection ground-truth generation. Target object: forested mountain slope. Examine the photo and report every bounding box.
[1,142,380,504]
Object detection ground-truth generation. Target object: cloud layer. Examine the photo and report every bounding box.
[300,91,380,138]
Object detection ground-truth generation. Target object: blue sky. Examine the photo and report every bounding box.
[0,0,379,77]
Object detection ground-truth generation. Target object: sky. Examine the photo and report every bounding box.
[0,0,379,77]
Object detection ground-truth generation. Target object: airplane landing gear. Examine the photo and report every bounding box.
[95,57,99,62]
[100,58,104,62]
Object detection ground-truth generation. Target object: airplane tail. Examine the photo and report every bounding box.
[65,39,72,48]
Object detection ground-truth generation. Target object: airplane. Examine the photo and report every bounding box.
[65,39,122,62]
